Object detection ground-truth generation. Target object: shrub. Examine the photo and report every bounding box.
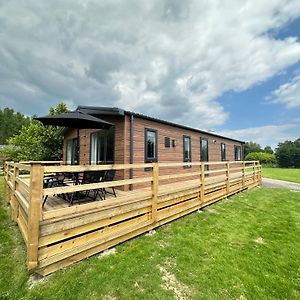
[245,152,277,165]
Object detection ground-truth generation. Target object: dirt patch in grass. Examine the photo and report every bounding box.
[254,237,265,245]
[158,259,193,300]
[27,274,47,289]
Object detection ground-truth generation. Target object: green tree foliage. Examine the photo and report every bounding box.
[245,152,277,165]
[0,108,31,144]
[276,138,300,168]
[3,102,69,162]
[244,141,262,156]
[263,146,273,154]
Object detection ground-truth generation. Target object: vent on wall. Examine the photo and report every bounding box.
[164,137,171,148]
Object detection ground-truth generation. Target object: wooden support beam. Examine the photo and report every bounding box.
[200,162,205,203]
[11,165,20,222]
[151,162,159,223]
[242,161,245,188]
[27,162,44,271]
[226,162,230,194]
[3,162,9,203]
[259,164,262,185]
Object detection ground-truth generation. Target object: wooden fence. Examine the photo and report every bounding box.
[3,160,262,275]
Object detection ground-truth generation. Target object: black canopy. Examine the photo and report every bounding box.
[36,110,113,129]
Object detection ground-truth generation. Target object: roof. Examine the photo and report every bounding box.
[77,105,244,144]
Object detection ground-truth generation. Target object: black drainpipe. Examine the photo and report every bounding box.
[129,114,134,190]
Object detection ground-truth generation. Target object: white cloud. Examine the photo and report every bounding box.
[267,72,300,108]
[218,121,300,148]
[0,0,300,130]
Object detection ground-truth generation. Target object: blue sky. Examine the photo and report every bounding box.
[0,1,300,149]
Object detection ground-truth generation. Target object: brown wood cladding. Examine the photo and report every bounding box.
[63,114,243,189]
[125,116,242,188]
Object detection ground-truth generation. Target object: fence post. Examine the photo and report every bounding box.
[242,161,245,188]
[151,162,159,223]
[226,162,230,194]
[27,162,44,270]
[11,165,20,222]
[200,162,205,203]
[258,163,262,185]
[3,162,9,203]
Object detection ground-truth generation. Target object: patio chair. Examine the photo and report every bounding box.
[103,170,117,198]
[42,173,67,206]
[78,170,106,202]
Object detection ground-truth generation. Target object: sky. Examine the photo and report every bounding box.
[0,0,300,148]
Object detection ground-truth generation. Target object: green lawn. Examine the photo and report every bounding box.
[263,167,300,183]
[1,178,300,300]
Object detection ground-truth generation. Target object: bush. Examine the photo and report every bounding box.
[245,152,277,165]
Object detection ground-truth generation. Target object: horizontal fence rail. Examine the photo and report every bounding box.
[3,160,262,275]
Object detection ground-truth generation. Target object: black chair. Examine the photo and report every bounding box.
[42,173,67,206]
[78,170,106,202]
[103,170,117,198]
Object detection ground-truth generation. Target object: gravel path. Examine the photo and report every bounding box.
[262,177,300,191]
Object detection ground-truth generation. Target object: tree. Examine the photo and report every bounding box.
[3,102,69,162]
[294,138,300,168]
[275,139,300,168]
[244,141,262,156]
[263,146,273,154]
[0,108,31,144]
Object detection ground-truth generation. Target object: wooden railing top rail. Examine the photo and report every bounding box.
[42,160,259,173]
[4,160,260,175]
[19,161,63,165]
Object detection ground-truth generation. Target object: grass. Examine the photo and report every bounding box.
[263,167,300,183]
[0,178,300,299]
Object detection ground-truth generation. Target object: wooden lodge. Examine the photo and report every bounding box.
[63,106,245,188]
[3,107,262,275]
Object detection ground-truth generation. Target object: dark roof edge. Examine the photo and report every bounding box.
[77,106,125,116]
[76,105,244,144]
[124,111,244,144]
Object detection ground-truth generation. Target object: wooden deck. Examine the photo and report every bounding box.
[3,160,261,275]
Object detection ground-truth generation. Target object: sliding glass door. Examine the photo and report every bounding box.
[66,138,79,165]
[90,127,114,165]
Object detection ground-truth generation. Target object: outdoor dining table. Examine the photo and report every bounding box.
[42,170,114,206]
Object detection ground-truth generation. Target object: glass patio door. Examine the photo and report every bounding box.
[66,138,79,165]
[90,127,114,165]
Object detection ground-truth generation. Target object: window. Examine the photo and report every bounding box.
[221,143,226,161]
[200,137,209,175]
[66,138,79,165]
[235,145,242,161]
[200,138,208,162]
[183,135,191,162]
[145,129,158,162]
[90,127,115,165]
[164,137,171,148]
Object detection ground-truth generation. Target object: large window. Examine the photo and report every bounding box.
[234,145,242,161]
[200,137,209,175]
[90,128,114,165]
[145,128,158,162]
[183,135,191,162]
[221,143,226,161]
[66,138,79,165]
[200,138,209,162]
